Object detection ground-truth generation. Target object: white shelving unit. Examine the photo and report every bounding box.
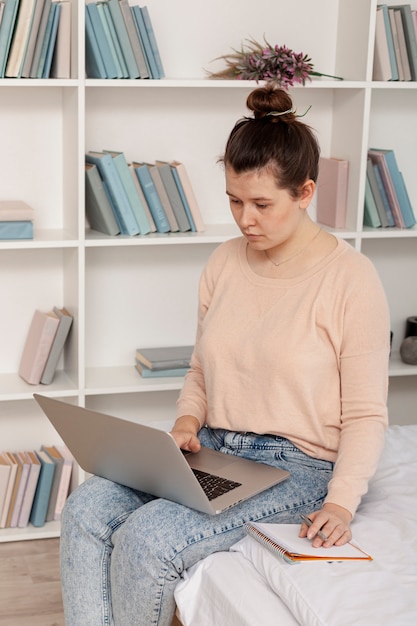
[1,0,416,542]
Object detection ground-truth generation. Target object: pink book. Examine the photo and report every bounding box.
[18,310,60,385]
[316,157,349,229]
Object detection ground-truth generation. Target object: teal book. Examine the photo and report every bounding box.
[380,4,399,80]
[375,148,416,228]
[41,0,61,78]
[131,4,158,78]
[140,5,164,78]
[86,1,117,79]
[29,450,56,527]
[135,362,189,378]
[118,0,148,78]
[86,151,140,235]
[35,0,57,78]
[107,0,139,78]
[85,162,120,235]
[0,0,20,77]
[364,175,382,228]
[85,5,107,78]
[156,162,191,232]
[132,162,170,233]
[29,0,51,76]
[96,0,124,78]
[0,221,34,239]
[394,5,417,80]
[99,0,128,78]
[103,150,151,235]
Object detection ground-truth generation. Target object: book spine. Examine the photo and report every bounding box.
[0,221,34,239]
[133,165,170,233]
[107,0,139,78]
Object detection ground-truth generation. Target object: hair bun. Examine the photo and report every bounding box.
[246,85,294,120]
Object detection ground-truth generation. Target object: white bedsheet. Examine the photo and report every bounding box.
[175,425,417,626]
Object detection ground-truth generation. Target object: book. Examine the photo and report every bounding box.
[86,1,117,79]
[97,0,128,78]
[140,5,164,78]
[364,174,382,228]
[373,5,394,80]
[372,161,395,226]
[135,362,189,378]
[0,0,19,77]
[132,162,170,233]
[17,450,41,528]
[5,0,38,77]
[0,221,34,239]
[42,444,73,522]
[29,449,56,527]
[103,150,151,235]
[118,0,148,78]
[156,161,192,232]
[244,522,372,564]
[40,0,61,78]
[393,4,417,81]
[0,200,35,221]
[40,306,73,384]
[369,148,415,228]
[107,0,139,78]
[20,0,45,76]
[316,157,349,229]
[85,162,120,236]
[393,6,412,80]
[0,452,18,528]
[18,309,60,385]
[365,158,390,227]
[170,161,205,232]
[28,0,53,77]
[148,163,179,232]
[389,7,404,80]
[135,345,193,370]
[377,4,399,80]
[50,0,70,78]
[0,453,12,525]
[131,4,159,78]
[86,151,140,235]
[127,162,156,231]
[85,1,106,78]
[7,452,31,528]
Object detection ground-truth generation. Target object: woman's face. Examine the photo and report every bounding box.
[225,167,313,252]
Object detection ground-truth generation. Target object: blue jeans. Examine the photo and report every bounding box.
[60,428,333,626]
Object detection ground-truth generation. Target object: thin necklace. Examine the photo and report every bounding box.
[264,227,322,267]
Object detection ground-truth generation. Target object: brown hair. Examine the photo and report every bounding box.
[221,85,320,199]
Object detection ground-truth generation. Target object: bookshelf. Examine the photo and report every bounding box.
[1,0,416,542]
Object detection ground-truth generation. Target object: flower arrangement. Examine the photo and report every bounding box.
[207,38,343,89]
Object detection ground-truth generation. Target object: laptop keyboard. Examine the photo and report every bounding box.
[192,469,242,501]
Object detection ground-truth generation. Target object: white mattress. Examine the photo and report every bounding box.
[175,425,417,626]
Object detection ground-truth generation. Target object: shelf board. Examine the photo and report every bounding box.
[0,229,78,250]
[0,520,60,543]
[0,371,78,402]
[389,352,417,377]
[85,366,185,395]
[85,223,241,246]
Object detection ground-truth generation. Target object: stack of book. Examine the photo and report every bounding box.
[0,200,35,239]
[373,4,417,81]
[364,148,416,229]
[85,1,164,79]
[18,306,73,385]
[135,345,194,378]
[0,0,72,79]
[85,151,205,236]
[0,444,73,529]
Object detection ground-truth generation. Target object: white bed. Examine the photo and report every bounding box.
[175,425,417,626]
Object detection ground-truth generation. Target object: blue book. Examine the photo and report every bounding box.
[171,167,197,232]
[35,0,58,78]
[103,150,151,235]
[140,5,164,78]
[86,2,117,79]
[380,4,399,80]
[42,1,61,78]
[0,221,34,239]
[135,362,189,378]
[131,4,158,78]
[29,450,56,527]
[133,162,170,233]
[29,0,51,77]
[86,151,140,235]
[107,0,139,78]
[377,149,416,228]
[85,5,107,78]
[96,1,124,78]
[99,0,128,78]
[0,0,20,77]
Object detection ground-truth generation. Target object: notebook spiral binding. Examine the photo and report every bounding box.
[244,523,294,564]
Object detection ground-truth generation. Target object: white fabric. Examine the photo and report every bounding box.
[175,425,417,626]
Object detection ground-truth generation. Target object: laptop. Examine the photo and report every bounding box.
[34,394,290,515]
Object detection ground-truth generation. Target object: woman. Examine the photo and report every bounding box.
[61,85,389,625]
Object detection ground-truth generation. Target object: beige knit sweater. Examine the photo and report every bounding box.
[177,237,390,515]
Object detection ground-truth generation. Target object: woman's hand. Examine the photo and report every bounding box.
[170,415,201,453]
[299,502,352,547]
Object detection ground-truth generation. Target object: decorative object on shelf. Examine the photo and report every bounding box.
[400,336,417,365]
[405,316,417,337]
[207,38,343,88]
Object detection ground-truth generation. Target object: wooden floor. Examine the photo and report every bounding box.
[0,538,183,626]
[0,538,64,626]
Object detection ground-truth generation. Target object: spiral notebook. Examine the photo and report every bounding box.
[244,522,372,564]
